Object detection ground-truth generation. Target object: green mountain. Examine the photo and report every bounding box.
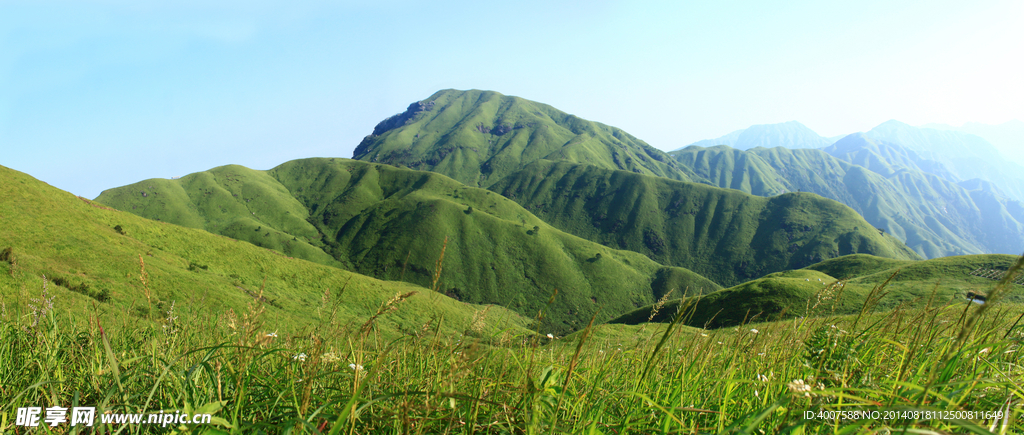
[96,158,720,333]
[680,121,832,151]
[488,160,920,286]
[865,120,1024,202]
[612,253,1024,329]
[670,143,1024,258]
[0,164,531,338]
[352,89,694,187]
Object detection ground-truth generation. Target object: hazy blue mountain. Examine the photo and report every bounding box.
[865,120,1024,202]
[923,120,1024,168]
[670,143,1024,258]
[684,129,744,149]
[824,133,959,181]
[678,121,831,151]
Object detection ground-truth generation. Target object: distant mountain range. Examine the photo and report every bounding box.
[922,120,1024,168]
[675,119,1024,258]
[863,120,1024,202]
[671,142,1024,258]
[683,119,1024,203]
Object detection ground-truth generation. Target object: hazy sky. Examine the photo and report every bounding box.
[3,0,1022,198]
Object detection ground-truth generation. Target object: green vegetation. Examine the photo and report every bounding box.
[3,268,1021,433]
[352,89,696,187]
[671,142,1024,259]
[490,160,920,286]
[0,164,531,340]
[615,253,1024,329]
[3,158,1024,433]
[803,253,913,279]
[97,159,720,334]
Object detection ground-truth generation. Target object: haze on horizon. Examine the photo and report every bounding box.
[2,0,1022,199]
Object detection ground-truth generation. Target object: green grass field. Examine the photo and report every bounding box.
[3,270,1021,433]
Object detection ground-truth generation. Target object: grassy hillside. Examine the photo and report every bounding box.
[351,89,695,187]
[670,144,1024,258]
[802,253,913,279]
[97,159,721,334]
[489,160,920,286]
[0,164,531,339]
[614,253,1024,328]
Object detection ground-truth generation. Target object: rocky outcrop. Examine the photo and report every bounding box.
[371,101,435,136]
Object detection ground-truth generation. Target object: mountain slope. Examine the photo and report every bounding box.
[679,121,831,151]
[865,120,1024,202]
[0,164,531,338]
[612,253,1024,329]
[97,159,721,333]
[352,89,694,187]
[488,160,920,286]
[824,133,958,181]
[669,144,1024,258]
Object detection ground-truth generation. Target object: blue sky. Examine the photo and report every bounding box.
[2,0,1022,198]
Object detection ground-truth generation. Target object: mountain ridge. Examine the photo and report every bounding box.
[669,143,1024,258]
[97,158,721,333]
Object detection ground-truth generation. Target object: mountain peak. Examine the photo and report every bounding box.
[352,89,688,187]
[684,121,829,151]
[871,119,914,131]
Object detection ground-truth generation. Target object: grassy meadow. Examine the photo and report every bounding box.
[2,264,1022,434]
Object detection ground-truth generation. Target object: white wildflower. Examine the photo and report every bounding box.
[788,379,812,397]
[750,328,759,334]
[546,333,554,339]
[349,363,364,371]
[293,353,307,362]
